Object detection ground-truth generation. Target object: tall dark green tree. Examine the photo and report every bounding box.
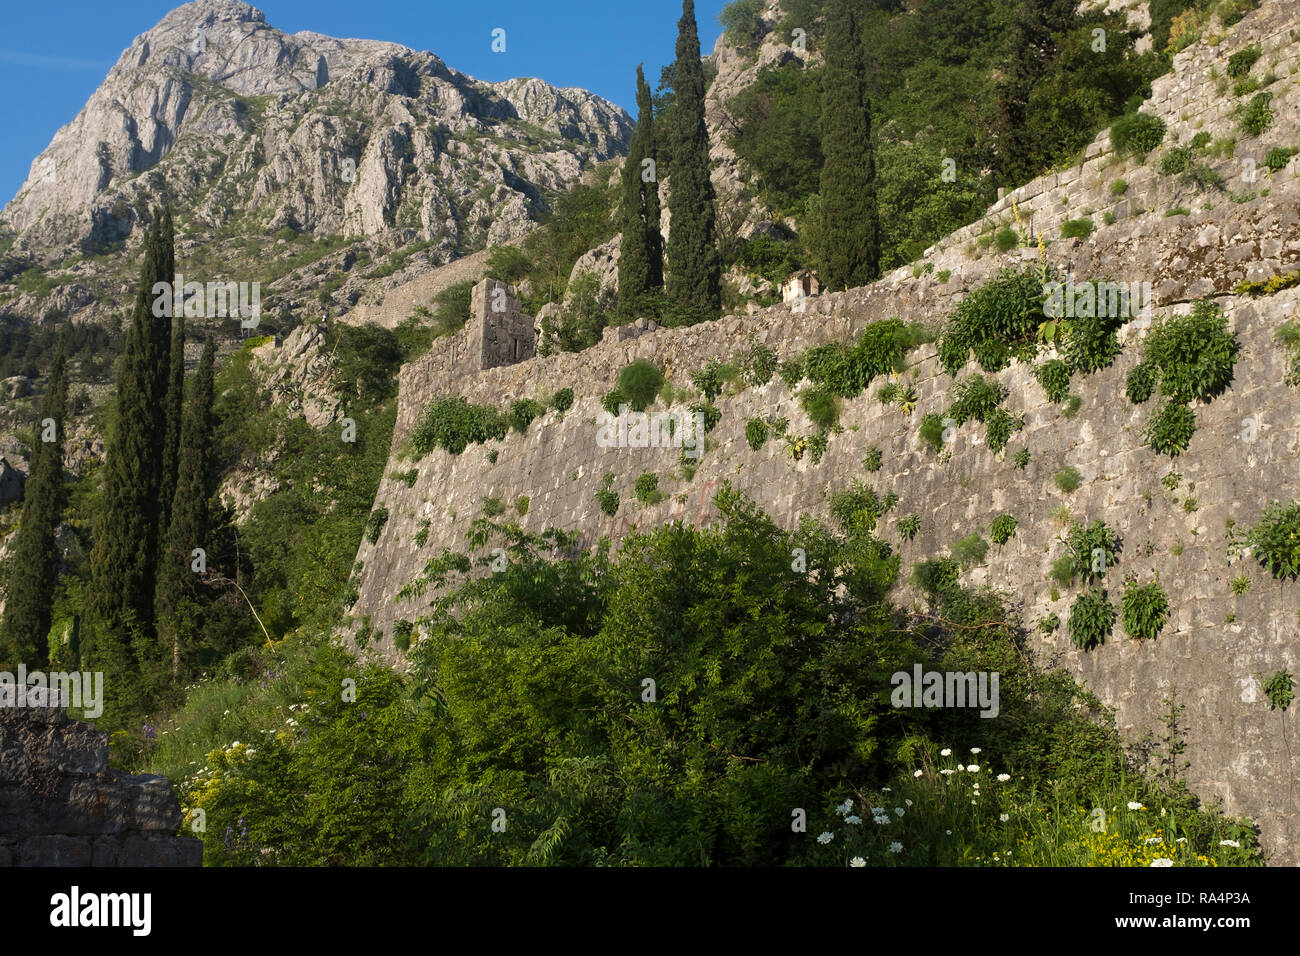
[159,309,186,540]
[155,336,216,691]
[665,0,721,324]
[990,0,1076,187]
[85,209,174,707]
[617,65,665,317]
[0,340,68,668]
[818,0,880,291]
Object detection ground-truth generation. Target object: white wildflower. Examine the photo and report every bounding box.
[1150,858,1174,867]
[970,747,981,755]
[967,764,980,773]
[850,857,867,867]
[1219,840,1240,848]
[835,799,853,817]
[888,842,903,854]
[1127,802,1144,811]
[940,748,952,757]
[999,814,1010,822]
[997,773,1011,782]
[845,815,862,826]
[817,832,834,844]
[914,769,923,778]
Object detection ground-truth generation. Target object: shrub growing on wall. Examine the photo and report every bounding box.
[412,397,508,456]
[617,359,666,411]
[1121,578,1169,641]
[1110,112,1166,159]
[1068,587,1115,650]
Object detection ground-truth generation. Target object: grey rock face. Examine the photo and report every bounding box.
[1,0,631,258]
[0,706,202,867]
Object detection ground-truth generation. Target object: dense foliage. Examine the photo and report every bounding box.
[151,487,1260,866]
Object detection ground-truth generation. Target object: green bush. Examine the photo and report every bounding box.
[1049,556,1077,589]
[777,358,804,387]
[1109,179,1128,196]
[1033,360,1072,403]
[939,267,1047,376]
[829,481,896,536]
[595,474,619,516]
[507,398,545,433]
[918,413,946,453]
[1243,501,1300,580]
[691,359,737,401]
[984,406,1023,455]
[800,385,839,430]
[1125,362,1156,404]
[1060,218,1094,240]
[634,473,662,506]
[1012,448,1030,470]
[1139,300,1240,404]
[1110,112,1166,159]
[411,397,507,456]
[550,388,575,412]
[947,374,1006,425]
[990,514,1017,546]
[1054,466,1083,493]
[1264,147,1296,172]
[862,446,883,473]
[1063,520,1121,584]
[897,513,921,541]
[1263,670,1295,711]
[1069,587,1116,651]
[365,507,389,544]
[602,387,627,415]
[1159,147,1191,175]
[482,496,506,517]
[617,360,665,411]
[1190,131,1211,150]
[1226,44,1261,78]
[1240,92,1274,136]
[689,400,722,434]
[1143,401,1197,456]
[515,496,530,516]
[392,620,414,652]
[743,337,779,386]
[994,228,1019,252]
[950,532,989,569]
[1061,310,1123,374]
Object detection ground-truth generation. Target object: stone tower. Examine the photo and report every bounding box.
[466,278,535,371]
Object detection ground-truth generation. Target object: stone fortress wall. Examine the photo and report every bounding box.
[348,1,1300,862]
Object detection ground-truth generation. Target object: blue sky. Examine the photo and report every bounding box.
[0,0,729,206]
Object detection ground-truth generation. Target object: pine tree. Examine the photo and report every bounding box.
[155,336,216,691]
[818,0,880,292]
[617,65,665,317]
[0,340,68,668]
[665,0,721,324]
[159,309,185,540]
[85,209,174,708]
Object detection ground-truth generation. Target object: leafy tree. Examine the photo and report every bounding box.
[618,65,664,317]
[665,0,722,324]
[818,0,879,290]
[0,339,67,668]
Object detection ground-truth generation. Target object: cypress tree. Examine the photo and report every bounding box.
[155,335,216,690]
[0,339,68,668]
[818,0,880,291]
[85,209,173,706]
[159,309,185,540]
[617,65,664,317]
[665,0,721,324]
